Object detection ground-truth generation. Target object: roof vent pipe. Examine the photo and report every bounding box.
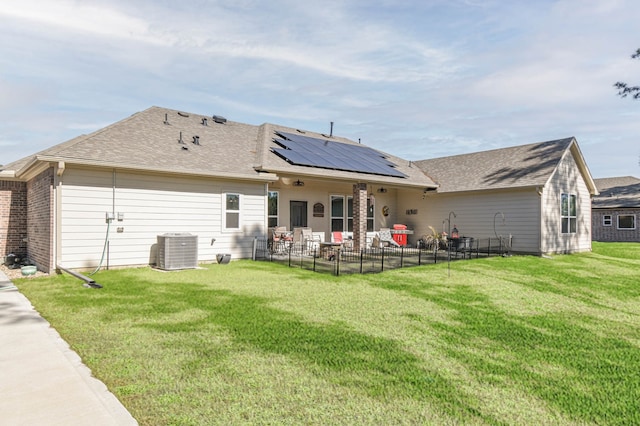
[178,131,184,144]
[330,121,334,137]
[193,135,200,145]
[202,118,208,126]
[164,113,170,125]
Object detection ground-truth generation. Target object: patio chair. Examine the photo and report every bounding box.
[332,231,353,251]
[378,228,400,247]
[301,228,318,253]
[271,226,292,253]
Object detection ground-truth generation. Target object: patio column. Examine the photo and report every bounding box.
[352,183,367,252]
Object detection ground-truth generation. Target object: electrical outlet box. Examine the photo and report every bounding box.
[106,212,115,222]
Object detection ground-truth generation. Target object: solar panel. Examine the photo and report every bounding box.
[272,131,406,178]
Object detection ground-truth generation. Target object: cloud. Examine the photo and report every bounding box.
[0,0,639,178]
[0,1,155,43]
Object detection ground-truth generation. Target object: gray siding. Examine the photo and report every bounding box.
[398,188,541,253]
[541,149,592,254]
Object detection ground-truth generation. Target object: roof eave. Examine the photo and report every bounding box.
[434,184,543,195]
[258,167,437,189]
[31,155,278,182]
[568,139,599,196]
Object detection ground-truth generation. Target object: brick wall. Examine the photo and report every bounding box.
[352,183,368,251]
[592,209,640,242]
[27,168,55,272]
[0,180,27,261]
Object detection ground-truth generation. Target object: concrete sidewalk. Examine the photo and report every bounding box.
[0,271,137,425]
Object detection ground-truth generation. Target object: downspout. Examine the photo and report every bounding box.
[537,186,544,255]
[57,264,103,288]
[54,162,65,273]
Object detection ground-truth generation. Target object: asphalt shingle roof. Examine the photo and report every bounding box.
[2,106,437,189]
[414,137,576,193]
[593,176,640,208]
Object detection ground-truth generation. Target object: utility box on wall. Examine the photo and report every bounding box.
[156,233,198,270]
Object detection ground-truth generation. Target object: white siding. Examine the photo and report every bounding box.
[398,188,542,253]
[59,168,267,269]
[541,150,592,253]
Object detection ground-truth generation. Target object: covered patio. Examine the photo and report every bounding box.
[253,235,513,276]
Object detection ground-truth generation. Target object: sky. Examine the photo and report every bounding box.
[1,0,639,178]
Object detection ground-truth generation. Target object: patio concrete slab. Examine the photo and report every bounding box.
[0,270,137,425]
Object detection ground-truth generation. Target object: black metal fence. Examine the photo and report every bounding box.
[253,236,512,276]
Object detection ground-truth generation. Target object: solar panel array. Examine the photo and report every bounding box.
[272,131,406,178]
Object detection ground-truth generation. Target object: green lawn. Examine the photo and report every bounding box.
[15,242,640,425]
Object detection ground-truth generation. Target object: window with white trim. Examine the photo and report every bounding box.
[331,195,344,232]
[225,193,240,229]
[561,193,577,234]
[617,214,636,230]
[268,191,278,228]
[331,194,374,232]
[603,215,612,226]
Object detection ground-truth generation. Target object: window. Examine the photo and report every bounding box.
[561,193,577,234]
[268,191,278,228]
[618,215,636,230]
[225,193,240,229]
[331,195,344,232]
[332,194,373,232]
[603,215,612,226]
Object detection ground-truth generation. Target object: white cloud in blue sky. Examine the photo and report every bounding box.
[1,0,639,177]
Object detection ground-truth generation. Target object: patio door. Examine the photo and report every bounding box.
[290,201,307,229]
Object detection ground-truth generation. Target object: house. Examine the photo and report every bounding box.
[592,176,640,242]
[0,106,598,273]
[412,138,598,255]
[0,107,436,272]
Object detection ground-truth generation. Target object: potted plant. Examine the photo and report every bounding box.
[420,226,448,252]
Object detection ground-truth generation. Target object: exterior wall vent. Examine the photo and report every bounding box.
[156,233,198,270]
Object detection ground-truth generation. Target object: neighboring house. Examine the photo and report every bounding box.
[0,106,598,273]
[412,138,598,255]
[592,176,640,242]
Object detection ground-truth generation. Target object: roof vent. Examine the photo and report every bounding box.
[212,115,227,124]
[182,146,188,151]
[202,118,208,126]
[178,131,185,144]
[164,113,170,125]
[192,136,200,145]
[178,112,189,117]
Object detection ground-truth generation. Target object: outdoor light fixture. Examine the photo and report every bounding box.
[377,187,387,193]
[293,179,305,187]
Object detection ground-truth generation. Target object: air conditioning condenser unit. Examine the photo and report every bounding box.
[157,233,198,270]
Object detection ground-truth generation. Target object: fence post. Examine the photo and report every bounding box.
[313,247,317,272]
[400,246,404,268]
[336,248,341,276]
[359,249,364,274]
[381,248,385,272]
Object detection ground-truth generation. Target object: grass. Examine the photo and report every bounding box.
[15,242,640,425]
